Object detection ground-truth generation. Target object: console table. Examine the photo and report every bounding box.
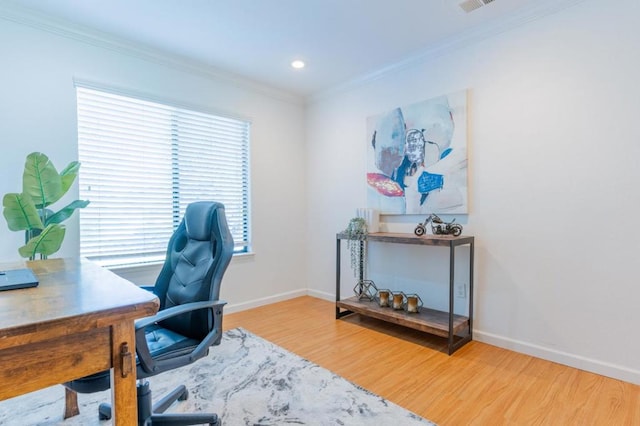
[335,232,474,355]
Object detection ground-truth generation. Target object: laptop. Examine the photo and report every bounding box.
[0,268,39,291]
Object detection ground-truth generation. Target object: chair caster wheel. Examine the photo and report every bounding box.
[98,403,112,420]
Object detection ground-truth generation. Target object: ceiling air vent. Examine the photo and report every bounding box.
[459,0,495,13]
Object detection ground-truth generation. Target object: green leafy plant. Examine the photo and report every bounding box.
[2,152,89,259]
[343,217,368,277]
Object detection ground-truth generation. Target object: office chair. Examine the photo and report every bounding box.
[64,201,234,426]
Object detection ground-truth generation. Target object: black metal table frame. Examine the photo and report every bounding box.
[335,233,474,355]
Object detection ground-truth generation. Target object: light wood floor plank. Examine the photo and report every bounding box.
[223,296,640,425]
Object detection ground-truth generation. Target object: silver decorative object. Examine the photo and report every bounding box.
[414,213,462,237]
[353,280,377,301]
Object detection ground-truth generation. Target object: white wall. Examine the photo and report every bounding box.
[0,16,308,310]
[306,0,640,384]
[3,0,640,386]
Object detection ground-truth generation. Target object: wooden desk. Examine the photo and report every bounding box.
[0,257,159,425]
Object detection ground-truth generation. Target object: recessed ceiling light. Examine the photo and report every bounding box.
[291,60,305,69]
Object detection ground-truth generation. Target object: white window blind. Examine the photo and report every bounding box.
[76,85,250,267]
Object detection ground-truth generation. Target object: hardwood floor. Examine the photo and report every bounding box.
[224,296,640,425]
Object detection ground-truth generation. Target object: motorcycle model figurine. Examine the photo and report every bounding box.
[414,214,462,237]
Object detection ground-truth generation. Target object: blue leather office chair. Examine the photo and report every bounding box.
[65,201,234,426]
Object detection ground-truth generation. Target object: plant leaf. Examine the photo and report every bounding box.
[2,192,44,231]
[22,152,63,209]
[60,161,81,194]
[45,199,90,225]
[18,223,65,258]
[38,208,54,225]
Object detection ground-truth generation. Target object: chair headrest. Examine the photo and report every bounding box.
[184,201,221,241]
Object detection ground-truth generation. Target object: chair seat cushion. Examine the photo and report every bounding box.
[145,324,200,360]
[65,325,200,393]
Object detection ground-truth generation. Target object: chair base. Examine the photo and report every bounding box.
[99,381,219,426]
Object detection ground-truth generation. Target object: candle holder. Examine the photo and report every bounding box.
[390,291,406,310]
[404,293,423,313]
[353,280,377,301]
[375,289,392,307]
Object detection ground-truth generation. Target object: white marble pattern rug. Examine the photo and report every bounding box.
[0,328,434,425]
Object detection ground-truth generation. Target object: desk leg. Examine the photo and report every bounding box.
[110,321,137,425]
[63,387,79,419]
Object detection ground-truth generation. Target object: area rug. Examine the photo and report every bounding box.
[0,328,434,425]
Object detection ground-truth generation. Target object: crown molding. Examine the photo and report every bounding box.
[309,0,587,104]
[0,2,304,106]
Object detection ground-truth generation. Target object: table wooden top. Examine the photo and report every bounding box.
[337,232,474,246]
[0,258,159,345]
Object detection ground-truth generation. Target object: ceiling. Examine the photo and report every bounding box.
[4,0,579,98]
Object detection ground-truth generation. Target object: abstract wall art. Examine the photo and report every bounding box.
[366,91,468,215]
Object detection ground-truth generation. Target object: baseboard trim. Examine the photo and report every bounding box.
[306,289,334,302]
[225,289,308,314]
[474,330,640,385]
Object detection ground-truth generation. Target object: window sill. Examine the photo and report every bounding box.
[108,261,164,274]
[107,251,255,274]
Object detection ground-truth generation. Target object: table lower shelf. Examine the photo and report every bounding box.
[336,296,469,338]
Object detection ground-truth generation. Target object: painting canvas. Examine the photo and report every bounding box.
[366,91,468,215]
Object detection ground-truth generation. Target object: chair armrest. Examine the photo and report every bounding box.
[140,285,156,293]
[135,300,226,330]
[135,300,227,375]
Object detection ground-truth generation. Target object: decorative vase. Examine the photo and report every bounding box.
[391,291,406,310]
[376,289,391,307]
[404,294,423,313]
[356,208,379,233]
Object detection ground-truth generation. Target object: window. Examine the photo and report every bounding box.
[76,84,250,268]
